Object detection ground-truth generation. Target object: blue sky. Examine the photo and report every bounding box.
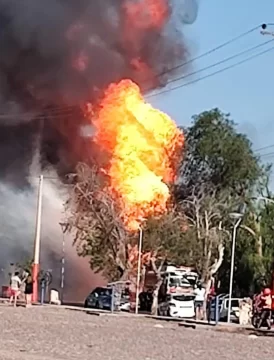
[149,0,274,162]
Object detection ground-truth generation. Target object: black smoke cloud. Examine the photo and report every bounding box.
[0,0,199,112]
[0,0,198,298]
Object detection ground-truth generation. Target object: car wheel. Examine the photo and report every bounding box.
[84,300,88,308]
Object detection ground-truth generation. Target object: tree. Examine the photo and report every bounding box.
[175,109,264,295]
[65,163,130,281]
[217,174,274,296]
[180,186,233,292]
[178,108,262,199]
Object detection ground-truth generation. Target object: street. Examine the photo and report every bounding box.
[0,305,273,360]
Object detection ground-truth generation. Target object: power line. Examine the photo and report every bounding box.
[147,46,274,98]
[151,39,274,89]
[259,151,274,158]
[254,144,274,153]
[149,24,261,81]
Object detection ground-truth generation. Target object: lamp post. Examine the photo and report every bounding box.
[227,211,244,323]
[32,175,44,303]
[59,223,66,304]
[135,226,143,315]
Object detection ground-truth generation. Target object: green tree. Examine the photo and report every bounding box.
[65,163,130,282]
[175,109,264,294]
[218,198,274,297]
[178,108,262,198]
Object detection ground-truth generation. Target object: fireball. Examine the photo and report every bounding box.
[89,79,183,230]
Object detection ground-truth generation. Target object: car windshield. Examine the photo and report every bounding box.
[184,275,197,286]
[102,288,112,296]
[173,294,195,301]
[169,277,191,287]
[90,287,112,297]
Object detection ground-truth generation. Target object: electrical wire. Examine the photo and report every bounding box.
[151,24,262,80]
[148,39,274,90]
[147,46,274,98]
[259,152,274,159]
[254,144,274,153]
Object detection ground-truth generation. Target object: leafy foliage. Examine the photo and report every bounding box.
[175,108,265,289]
[178,108,262,199]
[65,163,129,281]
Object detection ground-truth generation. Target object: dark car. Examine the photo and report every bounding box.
[84,287,130,311]
[84,287,112,310]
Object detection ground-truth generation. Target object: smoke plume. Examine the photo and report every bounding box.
[0,0,198,299]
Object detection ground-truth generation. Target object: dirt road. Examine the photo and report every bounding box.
[0,305,272,360]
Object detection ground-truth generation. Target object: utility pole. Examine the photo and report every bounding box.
[32,175,44,303]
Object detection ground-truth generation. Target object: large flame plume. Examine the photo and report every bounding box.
[91,79,184,230]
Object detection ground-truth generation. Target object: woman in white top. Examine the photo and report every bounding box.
[194,283,206,320]
[9,272,22,307]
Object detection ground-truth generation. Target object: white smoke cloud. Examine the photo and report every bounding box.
[0,165,104,301]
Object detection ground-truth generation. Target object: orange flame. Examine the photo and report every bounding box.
[90,79,183,230]
[123,0,170,30]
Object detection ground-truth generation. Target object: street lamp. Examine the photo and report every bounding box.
[135,225,143,315]
[59,222,67,304]
[227,211,244,323]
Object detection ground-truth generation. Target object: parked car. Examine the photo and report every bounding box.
[84,287,130,311]
[158,293,196,318]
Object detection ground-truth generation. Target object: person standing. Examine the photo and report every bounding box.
[258,288,272,330]
[194,282,206,320]
[25,275,33,308]
[9,272,22,307]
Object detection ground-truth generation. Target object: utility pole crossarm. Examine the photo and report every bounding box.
[260,24,274,37]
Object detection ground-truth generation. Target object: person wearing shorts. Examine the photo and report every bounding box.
[9,272,22,307]
[194,283,206,320]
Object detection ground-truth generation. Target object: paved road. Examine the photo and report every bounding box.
[0,305,273,360]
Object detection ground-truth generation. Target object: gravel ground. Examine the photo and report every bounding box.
[0,305,273,360]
